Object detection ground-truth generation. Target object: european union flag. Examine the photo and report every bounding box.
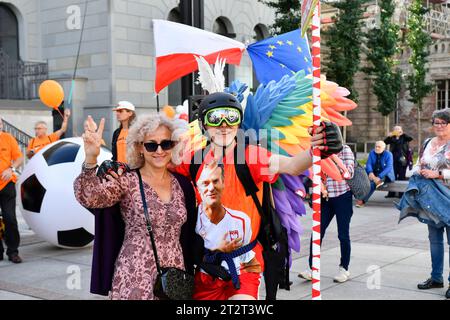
[247,29,312,85]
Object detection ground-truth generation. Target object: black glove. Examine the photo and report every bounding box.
[97,160,130,179]
[319,121,343,158]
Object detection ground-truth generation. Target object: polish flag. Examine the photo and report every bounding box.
[153,19,246,94]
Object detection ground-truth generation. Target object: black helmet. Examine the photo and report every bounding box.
[198,92,243,128]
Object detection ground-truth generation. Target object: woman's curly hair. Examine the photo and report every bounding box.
[126,113,188,169]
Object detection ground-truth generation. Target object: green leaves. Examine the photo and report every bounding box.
[405,0,433,109]
[258,0,301,35]
[364,0,402,116]
[323,0,369,102]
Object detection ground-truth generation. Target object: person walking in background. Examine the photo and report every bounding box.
[384,125,413,198]
[26,109,71,159]
[0,118,24,263]
[298,144,355,283]
[356,141,395,208]
[111,101,136,163]
[397,108,450,300]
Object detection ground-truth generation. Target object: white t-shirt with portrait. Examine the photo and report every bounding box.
[196,204,255,275]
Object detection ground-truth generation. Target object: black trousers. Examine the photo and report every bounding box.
[0,182,20,256]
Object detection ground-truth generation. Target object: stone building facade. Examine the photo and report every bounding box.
[0,0,275,144]
[322,0,450,151]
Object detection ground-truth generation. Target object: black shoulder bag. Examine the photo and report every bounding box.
[136,170,194,300]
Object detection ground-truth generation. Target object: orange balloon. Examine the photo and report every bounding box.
[162,105,176,119]
[39,80,64,109]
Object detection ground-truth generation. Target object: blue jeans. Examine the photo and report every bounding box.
[309,191,353,270]
[428,224,450,283]
[363,177,392,203]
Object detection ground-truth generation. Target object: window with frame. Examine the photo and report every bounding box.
[436,80,449,110]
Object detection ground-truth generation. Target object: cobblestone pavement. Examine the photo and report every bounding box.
[0,191,448,300]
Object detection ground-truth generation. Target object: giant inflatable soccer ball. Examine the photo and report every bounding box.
[18,137,112,249]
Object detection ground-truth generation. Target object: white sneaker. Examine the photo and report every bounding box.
[333,267,350,283]
[298,268,312,281]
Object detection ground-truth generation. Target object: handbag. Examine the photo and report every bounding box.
[399,155,407,167]
[347,160,371,201]
[137,170,194,300]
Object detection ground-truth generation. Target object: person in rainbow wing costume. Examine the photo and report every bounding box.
[171,56,357,300]
[99,56,356,300]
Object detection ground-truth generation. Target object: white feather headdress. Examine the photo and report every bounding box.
[194,56,226,94]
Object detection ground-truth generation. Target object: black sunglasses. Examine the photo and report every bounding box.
[143,140,176,152]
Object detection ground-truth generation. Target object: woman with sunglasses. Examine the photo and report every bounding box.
[397,108,450,299]
[74,113,199,300]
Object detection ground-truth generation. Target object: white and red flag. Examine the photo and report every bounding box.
[153,19,246,94]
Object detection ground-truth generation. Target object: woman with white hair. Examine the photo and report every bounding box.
[74,113,198,300]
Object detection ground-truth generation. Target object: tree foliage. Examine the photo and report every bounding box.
[324,0,369,101]
[363,0,402,116]
[258,0,301,35]
[406,0,433,110]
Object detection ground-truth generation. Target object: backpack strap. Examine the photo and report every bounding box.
[29,138,35,150]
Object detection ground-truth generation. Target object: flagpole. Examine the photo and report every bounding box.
[311,2,322,301]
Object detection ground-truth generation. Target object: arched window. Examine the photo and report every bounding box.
[254,24,269,41]
[167,8,182,106]
[0,4,19,60]
[252,24,269,91]
[213,17,235,87]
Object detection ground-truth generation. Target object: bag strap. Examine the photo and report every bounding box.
[233,143,260,200]
[419,138,432,160]
[136,170,163,275]
[233,145,274,247]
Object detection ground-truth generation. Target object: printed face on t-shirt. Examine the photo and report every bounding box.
[197,162,224,207]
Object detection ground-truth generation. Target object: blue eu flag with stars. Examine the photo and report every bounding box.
[247,29,312,85]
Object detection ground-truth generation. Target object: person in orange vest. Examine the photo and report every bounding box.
[0,118,24,263]
[26,109,71,159]
[111,101,136,163]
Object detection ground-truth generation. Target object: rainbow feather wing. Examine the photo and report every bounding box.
[242,70,358,257]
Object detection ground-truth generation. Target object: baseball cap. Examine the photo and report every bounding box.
[113,101,135,112]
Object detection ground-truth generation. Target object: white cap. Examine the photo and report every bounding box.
[113,101,135,112]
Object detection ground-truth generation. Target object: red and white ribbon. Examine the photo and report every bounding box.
[311,2,322,300]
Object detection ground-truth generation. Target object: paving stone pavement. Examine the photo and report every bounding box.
[0,191,448,300]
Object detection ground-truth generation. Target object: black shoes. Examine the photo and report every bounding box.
[417,278,444,290]
[8,254,22,264]
[446,286,450,299]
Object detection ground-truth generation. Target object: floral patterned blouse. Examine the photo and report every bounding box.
[414,138,450,187]
[74,168,187,300]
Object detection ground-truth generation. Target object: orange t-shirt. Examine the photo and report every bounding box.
[116,129,128,163]
[174,145,278,242]
[27,132,59,155]
[174,145,278,273]
[0,132,23,191]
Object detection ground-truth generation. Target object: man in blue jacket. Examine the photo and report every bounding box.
[356,141,395,208]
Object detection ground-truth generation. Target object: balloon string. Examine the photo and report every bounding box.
[56,108,64,119]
